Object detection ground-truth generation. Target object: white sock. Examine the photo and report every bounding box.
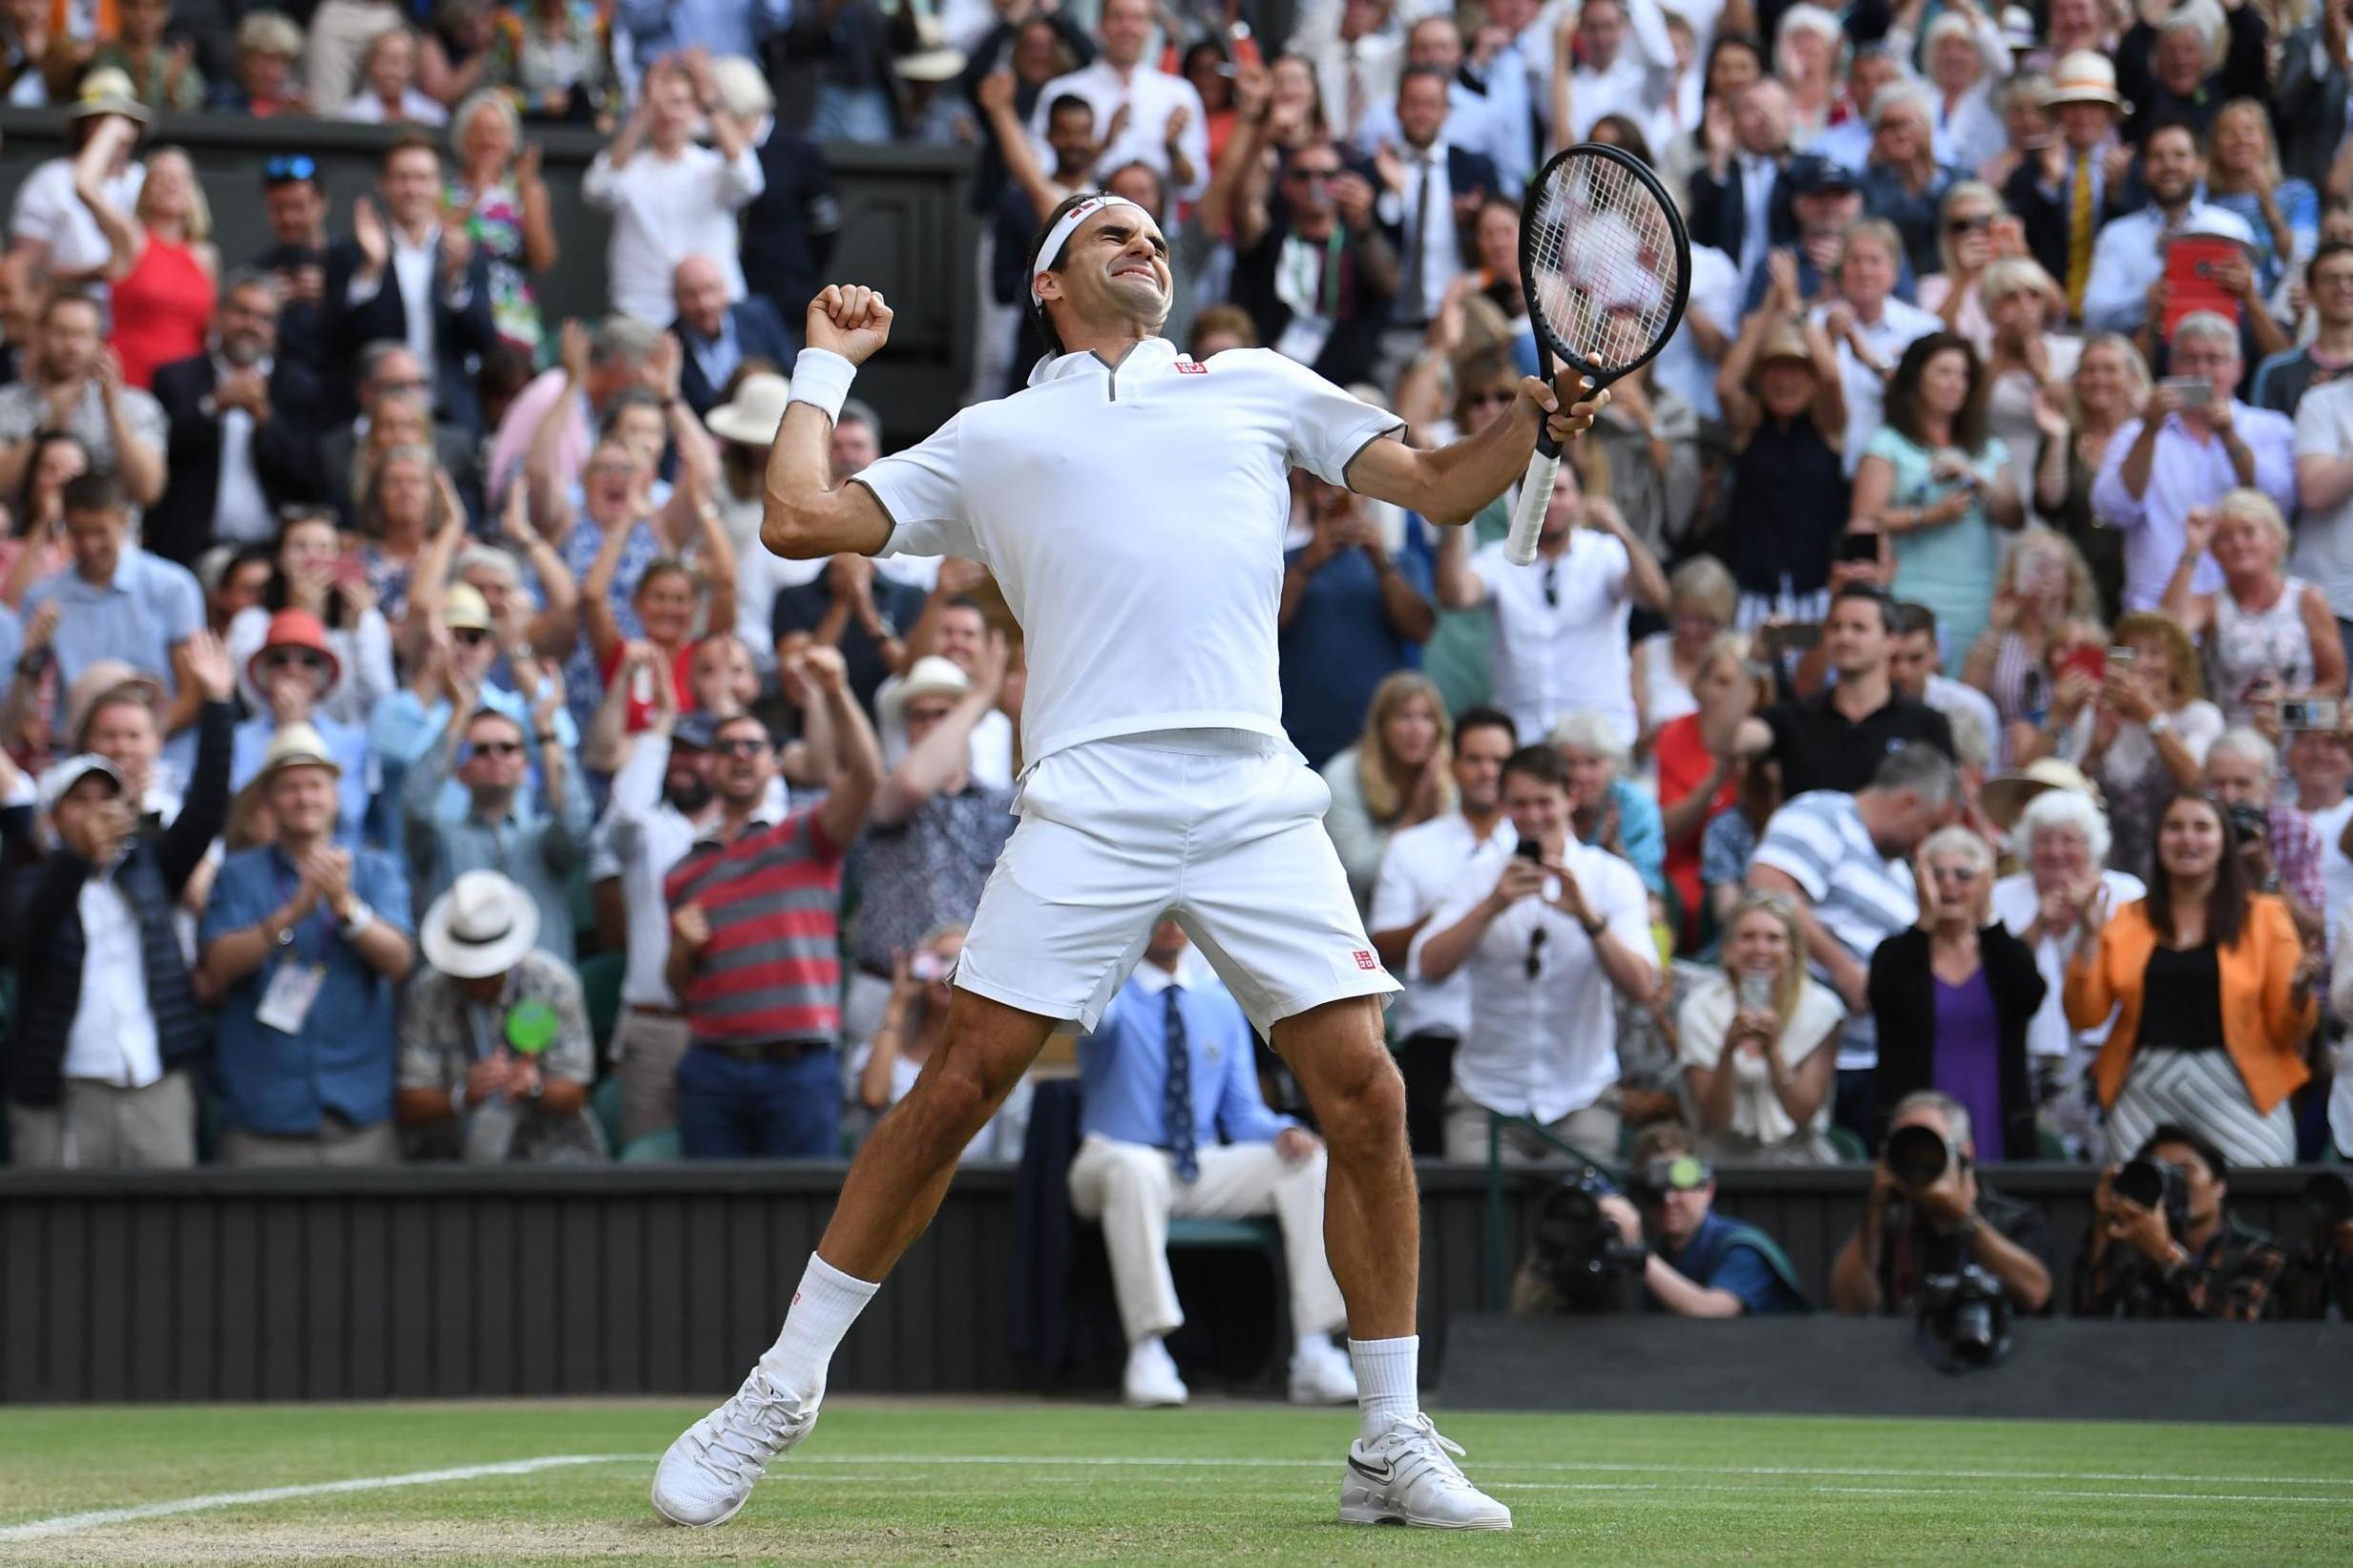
[1349,1335,1418,1438]
[757,1252,878,1405]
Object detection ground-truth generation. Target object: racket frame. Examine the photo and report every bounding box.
[1504,140,1693,566]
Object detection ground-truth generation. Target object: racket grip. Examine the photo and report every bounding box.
[1503,445,1561,568]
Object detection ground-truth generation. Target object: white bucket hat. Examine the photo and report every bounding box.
[705,371,793,448]
[421,869,540,979]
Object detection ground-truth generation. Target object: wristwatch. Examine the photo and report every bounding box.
[340,901,375,940]
[2147,711,2174,736]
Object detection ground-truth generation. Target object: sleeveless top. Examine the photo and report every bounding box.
[110,234,214,389]
[2205,576,2317,728]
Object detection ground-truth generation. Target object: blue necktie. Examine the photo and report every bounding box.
[1162,984,1198,1183]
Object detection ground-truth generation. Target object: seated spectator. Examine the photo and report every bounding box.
[447,90,558,364]
[2205,727,2328,932]
[1869,825,2047,1160]
[1829,1088,2056,1314]
[2119,0,2266,143]
[325,135,498,433]
[1751,584,1956,799]
[1412,743,1656,1162]
[310,0,407,109]
[1632,556,1735,750]
[1553,709,1666,899]
[1854,333,2024,656]
[2066,790,2318,1168]
[200,543,273,639]
[419,0,494,114]
[666,663,879,1160]
[1656,631,1761,951]
[1714,294,1848,624]
[842,643,1015,1047]
[1321,671,1451,914]
[1590,1125,1810,1316]
[402,676,586,959]
[849,923,1028,1160]
[1437,464,1668,751]
[341,25,450,126]
[671,255,796,420]
[1987,781,2147,1158]
[212,10,310,116]
[2073,1121,2288,1319]
[583,52,761,327]
[2056,612,2219,878]
[3,633,232,1168]
[230,609,378,844]
[225,512,396,728]
[0,291,168,512]
[1280,474,1435,771]
[1749,743,1960,1138]
[1070,915,1355,1408]
[485,0,617,127]
[2253,239,2353,415]
[197,721,415,1165]
[2082,121,2256,340]
[147,271,326,568]
[1679,889,1842,1164]
[79,140,218,394]
[2163,491,2345,729]
[395,869,602,1162]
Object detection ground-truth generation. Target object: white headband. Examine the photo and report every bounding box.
[1031,196,1148,306]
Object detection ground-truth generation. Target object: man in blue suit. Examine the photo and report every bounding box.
[671,254,800,419]
[1067,918,1360,1410]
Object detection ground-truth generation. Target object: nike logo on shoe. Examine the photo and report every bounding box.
[1348,1455,1395,1484]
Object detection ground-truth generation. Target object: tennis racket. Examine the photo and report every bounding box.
[1504,142,1692,567]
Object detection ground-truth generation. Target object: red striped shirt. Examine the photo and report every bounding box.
[665,810,845,1046]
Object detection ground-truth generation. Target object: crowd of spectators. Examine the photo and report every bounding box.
[0,0,2350,1322]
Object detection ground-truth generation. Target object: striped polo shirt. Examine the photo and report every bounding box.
[1749,790,1918,1072]
[664,809,846,1048]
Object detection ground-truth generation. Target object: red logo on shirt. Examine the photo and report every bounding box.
[1353,950,1377,971]
[1176,361,1209,375]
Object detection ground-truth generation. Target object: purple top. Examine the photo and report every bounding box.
[1931,970,2006,1163]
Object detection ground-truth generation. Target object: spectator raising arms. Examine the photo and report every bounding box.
[2160,491,2347,729]
[582,52,762,326]
[2066,791,2319,1168]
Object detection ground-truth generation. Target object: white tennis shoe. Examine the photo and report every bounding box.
[1288,1340,1359,1406]
[651,1368,818,1527]
[1338,1411,1513,1531]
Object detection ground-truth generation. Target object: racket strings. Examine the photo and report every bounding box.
[1525,153,1681,373]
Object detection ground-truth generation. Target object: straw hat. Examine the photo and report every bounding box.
[445,582,494,633]
[254,721,343,783]
[2042,52,2128,113]
[895,15,968,84]
[62,659,167,749]
[1980,758,2100,831]
[879,655,972,726]
[421,869,541,980]
[705,372,792,448]
[69,68,152,126]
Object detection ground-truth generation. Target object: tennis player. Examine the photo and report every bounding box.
[653,190,1605,1533]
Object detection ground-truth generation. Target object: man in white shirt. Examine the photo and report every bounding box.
[1817,218,1942,475]
[1029,0,1210,202]
[2081,121,2257,337]
[1294,0,1406,149]
[2091,311,2300,610]
[1561,0,1674,148]
[872,588,1017,785]
[583,55,766,326]
[1367,704,1518,1153]
[8,83,145,287]
[1461,0,1545,190]
[651,191,1605,1535]
[2293,368,2353,652]
[1352,15,1515,193]
[1409,742,1654,1163]
[1434,462,1670,748]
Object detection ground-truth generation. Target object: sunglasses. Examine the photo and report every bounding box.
[263,648,330,671]
[1946,213,1995,235]
[1467,388,1518,408]
[1287,166,1340,185]
[470,739,525,758]
[263,154,318,184]
[714,737,771,757]
[452,627,492,646]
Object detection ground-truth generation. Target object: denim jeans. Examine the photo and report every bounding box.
[675,1045,843,1159]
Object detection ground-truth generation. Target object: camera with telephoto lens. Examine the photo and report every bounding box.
[1915,1262,2012,1373]
[1883,1122,1960,1191]
[2115,1157,2191,1242]
[1513,1167,1650,1314]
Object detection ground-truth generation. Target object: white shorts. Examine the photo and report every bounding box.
[954,731,1401,1035]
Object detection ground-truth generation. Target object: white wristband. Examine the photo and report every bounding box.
[788,348,856,425]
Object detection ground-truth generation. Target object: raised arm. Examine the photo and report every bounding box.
[761,288,895,561]
[806,645,883,849]
[1347,371,1607,526]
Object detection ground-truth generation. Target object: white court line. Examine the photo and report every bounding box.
[0,1454,643,1542]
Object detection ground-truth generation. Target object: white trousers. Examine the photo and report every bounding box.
[1066,1133,1347,1346]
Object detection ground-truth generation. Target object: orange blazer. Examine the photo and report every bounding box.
[2063,894,2313,1116]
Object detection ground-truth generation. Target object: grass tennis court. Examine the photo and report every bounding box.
[1,1400,2347,1566]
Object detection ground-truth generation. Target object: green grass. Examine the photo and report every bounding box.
[1,1400,2348,1566]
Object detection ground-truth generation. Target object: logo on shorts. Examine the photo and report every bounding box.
[1352,950,1377,971]
[1176,361,1209,375]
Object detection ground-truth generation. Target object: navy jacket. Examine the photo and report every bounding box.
[740,125,841,326]
[5,700,233,1108]
[146,351,328,569]
[675,296,800,417]
[324,238,499,433]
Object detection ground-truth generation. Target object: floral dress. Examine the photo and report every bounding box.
[449,177,544,362]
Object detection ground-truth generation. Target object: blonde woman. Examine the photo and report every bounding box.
[2203,97,2318,302]
[2030,332,2149,616]
[75,142,218,388]
[1678,890,1844,1163]
[1632,554,1737,747]
[2162,489,2347,728]
[1917,180,2009,346]
[1321,672,1454,912]
[1978,257,2078,508]
[1964,528,2101,747]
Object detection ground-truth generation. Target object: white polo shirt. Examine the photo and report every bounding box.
[1469,529,1636,749]
[856,341,1402,767]
[1406,838,1652,1124]
[1368,809,1516,1041]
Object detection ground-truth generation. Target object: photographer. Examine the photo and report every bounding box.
[2281,1172,2353,1321]
[1583,1125,1811,1318]
[1829,1090,2055,1316]
[2074,1124,2290,1321]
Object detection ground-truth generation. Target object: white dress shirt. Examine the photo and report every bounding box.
[61,862,163,1088]
[1408,839,1652,1123]
[2090,403,2300,610]
[1469,528,1638,747]
[344,222,466,382]
[2081,199,2257,336]
[1028,59,1212,202]
[209,352,277,544]
[1735,151,1781,283]
[582,142,766,325]
[1368,808,1515,1041]
[1374,140,1461,324]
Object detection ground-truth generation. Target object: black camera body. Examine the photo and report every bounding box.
[2116,1157,2192,1242]
[1917,1262,2013,1373]
[1515,1167,1650,1314]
